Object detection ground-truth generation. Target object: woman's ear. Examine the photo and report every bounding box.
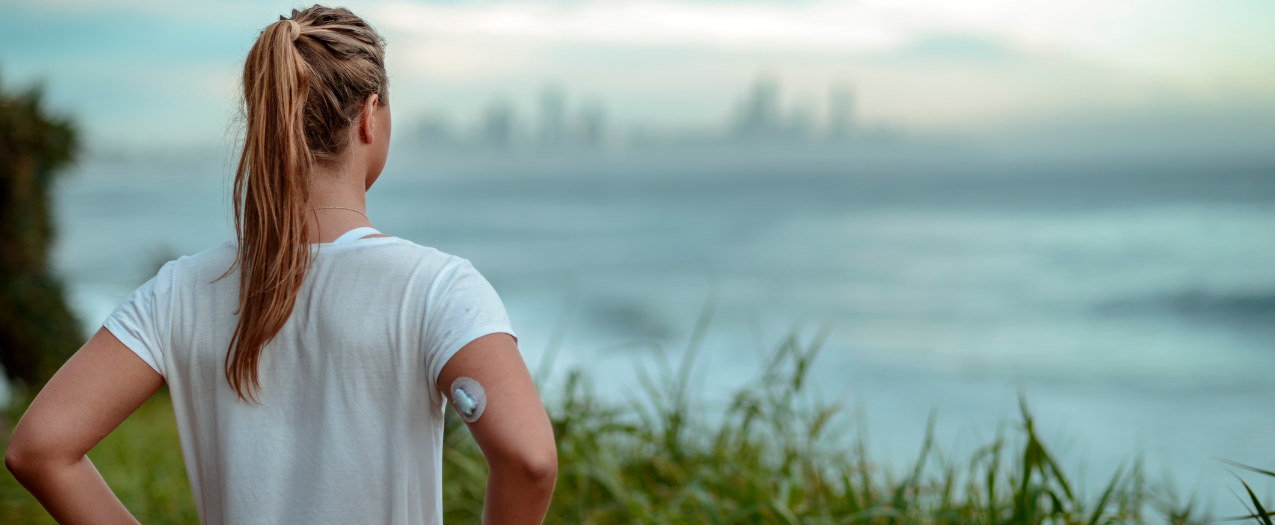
[359,94,380,143]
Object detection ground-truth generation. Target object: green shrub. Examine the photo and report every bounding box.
[0,78,83,387]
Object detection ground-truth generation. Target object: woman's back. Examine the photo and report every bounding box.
[107,237,512,524]
[5,7,555,524]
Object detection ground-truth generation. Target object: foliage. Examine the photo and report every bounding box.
[0,77,82,386]
[440,319,1206,525]
[0,314,1217,524]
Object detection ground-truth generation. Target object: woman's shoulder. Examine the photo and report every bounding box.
[159,241,238,275]
[345,237,454,262]
[372,240,498,286]
[162,239,484,286]
[372,239,476,276]
[141,241,235,286]
[321,237,476,280]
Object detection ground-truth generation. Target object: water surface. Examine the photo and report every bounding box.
[53,145,1275,512]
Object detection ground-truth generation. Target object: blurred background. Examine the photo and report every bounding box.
[2,0,1274,515]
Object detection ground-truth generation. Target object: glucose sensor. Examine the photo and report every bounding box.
[450,377,487,423]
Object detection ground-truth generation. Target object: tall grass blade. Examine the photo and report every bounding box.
[676,282,719,399]
[1088,464,1125,525]
[1218,459,1275,479]
[1238,476,1274,525]
[534,290,577,385]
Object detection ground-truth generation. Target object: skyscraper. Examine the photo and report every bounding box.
[538,84,567,148]
[576,102,607,149]
[480,99,515,149]
[733,74,782,140]
[828,82,855,140]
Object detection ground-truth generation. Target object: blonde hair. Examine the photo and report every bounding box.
[226,5,389,401]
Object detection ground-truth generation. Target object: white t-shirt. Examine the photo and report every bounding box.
[103,236,515,525]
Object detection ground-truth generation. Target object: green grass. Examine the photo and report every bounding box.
[443,320,1206,525]
[0,389,199,524]
[0,319,1250,524]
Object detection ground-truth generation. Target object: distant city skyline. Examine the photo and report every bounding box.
[1,0,1273,154]
[412,74,871,150]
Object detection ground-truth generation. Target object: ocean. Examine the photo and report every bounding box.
[50,143,1275,512]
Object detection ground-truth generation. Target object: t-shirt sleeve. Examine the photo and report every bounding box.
[422,259,516,395]
[103,260,177,378]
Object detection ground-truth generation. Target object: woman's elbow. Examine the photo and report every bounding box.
[493,445,558,487]
[5,436,41,480]
[522,447,557,485]
[4,429,70,481]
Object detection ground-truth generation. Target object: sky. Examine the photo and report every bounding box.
[2,0,1273,152]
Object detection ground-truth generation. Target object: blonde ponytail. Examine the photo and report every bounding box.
[225,6,388,401]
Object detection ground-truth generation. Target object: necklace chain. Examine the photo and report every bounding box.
[310,206,369,221]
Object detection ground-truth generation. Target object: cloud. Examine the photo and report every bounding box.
[373,0,1275,78]
[366,0,1275,128]
[371,1,1112,59]
[887,35,1019,63]
[6,0,1274,145]
[375,0,904,52]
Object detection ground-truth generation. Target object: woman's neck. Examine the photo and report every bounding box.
[306,164,377,243]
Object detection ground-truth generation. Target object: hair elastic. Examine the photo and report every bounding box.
[279,18,301,41]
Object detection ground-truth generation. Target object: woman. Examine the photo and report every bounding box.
[4,6,557,524]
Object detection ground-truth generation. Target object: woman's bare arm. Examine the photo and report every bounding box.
[438,333,557,525]
[5,327,165,524]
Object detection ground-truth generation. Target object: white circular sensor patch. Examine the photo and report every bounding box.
[450,377,486,423]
